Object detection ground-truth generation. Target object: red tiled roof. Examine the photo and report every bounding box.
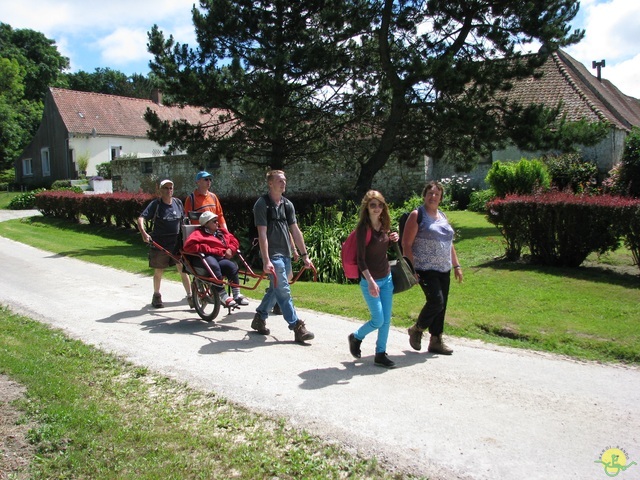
[49,87,225,137]
[505,49,640,132]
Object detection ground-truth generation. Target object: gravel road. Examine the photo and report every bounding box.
[1,210,638,479]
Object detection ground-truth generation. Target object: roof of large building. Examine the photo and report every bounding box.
[51,50,640,140]
[505,49,640,132]
[49,87,224,138]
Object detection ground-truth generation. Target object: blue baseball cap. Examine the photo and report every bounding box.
[195,171,212,181]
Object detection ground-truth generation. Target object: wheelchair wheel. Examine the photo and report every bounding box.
[192,278,221,322]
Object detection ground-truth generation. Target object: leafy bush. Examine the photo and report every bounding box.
[50,180,84,194]
[0,168,15,185]
[8,189,45,210]
[601,163,623,195]
[468,189,496,213]
[486,158,551,198]
[34,190,83,220]
[487,192,639,267]
[34,191,153,226]
[543,153,598,193]
[302,204,357,283]
[52,180,72,189]
[618,126,640,197]
[622,203,640,272]
[96,162,112,179]
[440,174,473,210]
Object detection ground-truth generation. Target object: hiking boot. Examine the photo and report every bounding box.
[374,352,396,368]
[272,303,282,315]
[234,294,249,306]
[348,333,362,359]
[428,335,453,355]
[152,293,164,308]
[187,295,195,309]
[251,313,270,335]
[408,324,424,351]
[293,320,314,343]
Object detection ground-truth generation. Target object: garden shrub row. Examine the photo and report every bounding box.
[35,191,155,229]
[487,192,640,270]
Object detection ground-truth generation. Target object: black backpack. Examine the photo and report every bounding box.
[398,207,423,254]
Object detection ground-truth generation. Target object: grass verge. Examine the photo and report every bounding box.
[0,306,417,479]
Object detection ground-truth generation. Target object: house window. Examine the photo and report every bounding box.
[142,161,153,174]
[22,158,33,176]
[41,148,51,177]
[111,146,122,161]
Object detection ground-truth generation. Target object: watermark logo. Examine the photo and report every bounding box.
[594,447,637,477]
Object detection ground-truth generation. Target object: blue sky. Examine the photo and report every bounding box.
[3,0,639,97]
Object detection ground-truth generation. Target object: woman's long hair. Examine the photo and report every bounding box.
[357,190,391,232]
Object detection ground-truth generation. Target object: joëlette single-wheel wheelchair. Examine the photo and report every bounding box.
[149,224,317,323]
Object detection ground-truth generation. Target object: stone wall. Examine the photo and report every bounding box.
[112,155,429,202]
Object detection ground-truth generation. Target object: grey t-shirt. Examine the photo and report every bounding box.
[253,194,296,258]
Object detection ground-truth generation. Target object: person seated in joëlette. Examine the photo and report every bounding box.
[182,211,249,307]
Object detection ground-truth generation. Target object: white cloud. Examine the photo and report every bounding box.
[604,53,640,98]
[568,0,640,61]
[2,0,197,74]
[97,28,151,66]
[566,0,640,96]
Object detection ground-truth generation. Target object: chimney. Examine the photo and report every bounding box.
[151,89,163,105]
[592,60,605,81]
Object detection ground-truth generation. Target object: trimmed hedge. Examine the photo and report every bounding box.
[487,192,640,269]
[35,191,154,228]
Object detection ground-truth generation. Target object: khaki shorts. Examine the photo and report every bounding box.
[149,248,177,269]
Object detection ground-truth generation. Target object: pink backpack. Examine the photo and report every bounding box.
[341,227,372,279]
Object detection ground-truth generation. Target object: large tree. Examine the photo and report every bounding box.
[146,0,367,169]
[146,0,601,197]
[341,0,607,197]
[63,68,159,100]
[0,23,68,170]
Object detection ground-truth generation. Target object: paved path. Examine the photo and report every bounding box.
[0,210,638,479]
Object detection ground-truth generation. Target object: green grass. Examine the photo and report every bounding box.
[1,212,638,364]
[0,306,412,479]
[0,190,21,209]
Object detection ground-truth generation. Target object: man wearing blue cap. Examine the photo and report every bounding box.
[184,171,228,230]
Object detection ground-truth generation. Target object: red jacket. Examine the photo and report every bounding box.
[182,226,239,258]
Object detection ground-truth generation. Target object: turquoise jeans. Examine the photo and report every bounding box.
[354,273,394,354]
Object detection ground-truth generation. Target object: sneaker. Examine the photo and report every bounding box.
[272,303,282,315]
[234,294,249,306]
[348,333,362,359]
[408,324,423,351]
[293,320,314,343]
[374,352,396,368]
[187,295,195,309]
[428,335,453,355]
[152,293,164,308]
[251,313,270,335]
[223,297,237,308]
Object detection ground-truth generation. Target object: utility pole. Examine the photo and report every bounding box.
[592,59,605,81]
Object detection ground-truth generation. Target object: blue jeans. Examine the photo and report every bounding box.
[256,255,298,329]
[354,273,394,354]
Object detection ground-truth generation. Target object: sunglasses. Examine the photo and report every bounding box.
[368,202,384,209]
[161,186,173,190]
